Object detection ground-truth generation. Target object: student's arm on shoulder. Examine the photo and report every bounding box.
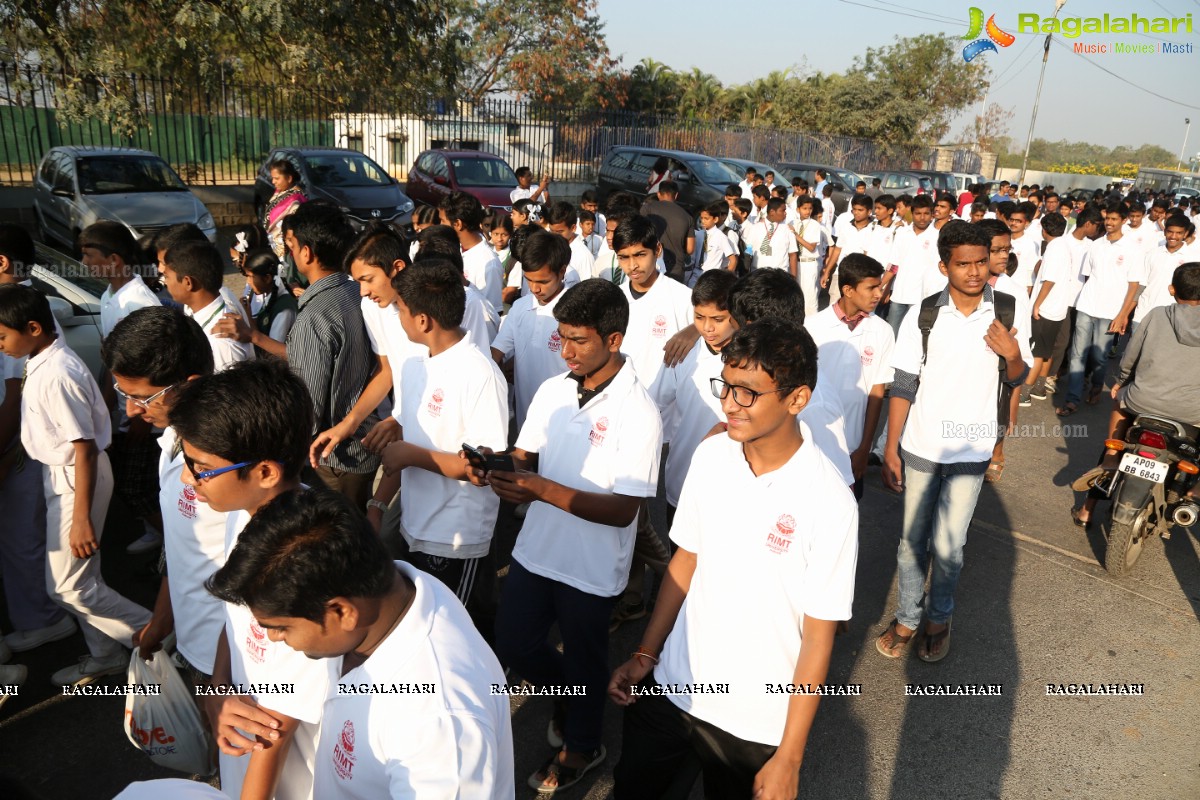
[240,709,302,800]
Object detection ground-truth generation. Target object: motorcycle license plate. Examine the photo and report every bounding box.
[1118,453,1168,484]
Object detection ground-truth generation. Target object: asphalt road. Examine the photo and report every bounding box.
[3,236,1198,798]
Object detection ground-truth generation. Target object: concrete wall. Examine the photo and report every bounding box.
[994,168,1116,192]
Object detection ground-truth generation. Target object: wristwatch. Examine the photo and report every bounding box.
[366,499,388,513]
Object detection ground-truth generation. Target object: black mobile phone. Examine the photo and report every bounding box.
[484,453,516,473]
[462,443,489,472]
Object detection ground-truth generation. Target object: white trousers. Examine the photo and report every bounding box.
[799,259,821,319]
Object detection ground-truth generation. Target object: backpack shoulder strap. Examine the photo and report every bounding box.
[992,290,1017,372]
[917,293,941,366]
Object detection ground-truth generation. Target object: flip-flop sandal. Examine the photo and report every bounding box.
[1056,403,1078,417]
[1071,466,1115,492]
[875,619,914,659]
[1085,387,1103,405]
[984,461,1005,483]
[1071,507,1093,529]
[529,746,607,795]
[917,622,952,663]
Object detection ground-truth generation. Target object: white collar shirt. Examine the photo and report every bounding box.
[656,339,724,507]
[699,226,736,272]
[887,224,941,305]
[184,294,254,371]
[1032,235,1089,320]
[805,308,896,453]
[1009,233,1041,289]
[742,220,798,271]
[1076,235,1137,320]
[491,288,569,429]
[462,238,504,311]
[1133,242,1197,323]
[619,276,694,436]
[20,337,111,465]
[832,218,875,266]
[100,274,161,338]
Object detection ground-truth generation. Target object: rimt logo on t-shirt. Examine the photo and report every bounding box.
[245,620,268,664]
[589,416,609,447]
[548,330,562,353]
[177,484,198,520]
[766,514,796,555]
[861,345,875,367]
[332,719,356,780]
[652,314,668,339]
[427,388,445,418]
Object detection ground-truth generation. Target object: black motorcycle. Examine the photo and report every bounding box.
[1102,414,1200,576]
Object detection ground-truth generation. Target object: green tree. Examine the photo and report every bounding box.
[627,58,679,113]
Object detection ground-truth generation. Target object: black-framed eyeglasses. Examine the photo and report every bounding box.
[989,246,1013,254]
[710,378,796,408]
[181,452,256,482]
[114,381,177,410]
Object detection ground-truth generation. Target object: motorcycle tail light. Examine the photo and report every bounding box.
[1137,431,1168,449]
[1137,451,1158,459]
[1104,439,1125,451]
[1179,461,1200,475]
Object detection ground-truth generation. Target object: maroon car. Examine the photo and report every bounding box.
[406,149,520,213]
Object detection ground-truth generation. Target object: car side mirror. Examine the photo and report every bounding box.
[52,186,73,198]
[46,296,86,327]
[434,175,449,186]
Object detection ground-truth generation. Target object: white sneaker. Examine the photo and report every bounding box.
[0,664,28,711]
[5,615,77,653]
[51,652,127,687]
[126,529,163,555]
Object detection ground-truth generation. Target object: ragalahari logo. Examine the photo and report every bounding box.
[962,7,1015,62]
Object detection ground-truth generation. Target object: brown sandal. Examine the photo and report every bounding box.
[984,461,1004,483]
[875,619,914,659]
[917,621,952,662]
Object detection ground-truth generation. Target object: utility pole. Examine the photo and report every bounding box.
[1019,0,1067,185]
[1178,118,1192,172]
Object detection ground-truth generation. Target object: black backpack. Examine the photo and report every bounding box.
[917,289,1018,437]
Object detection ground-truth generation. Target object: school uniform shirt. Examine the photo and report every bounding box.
[867,221,899,268]
[890,285,1033,468]
[699,226,736,272]
[184,295,254,371]
[20,338,112,466]
[462,238,505,312]
[397,337,508,559]
[220,509,337,800]
[491,288,569,429]
[821,198,836,233]
[1032,235,1089,321]
[509,184,543,204]
[99,274,161,338]
[805,308,895,454]
[794,218,822,262]
[1122,221,1164,255]
[993,272,1034,352]
[1132,241,1197,324]
[157,426,227,675]
[315,562,514,799]
[887,224,941,306]
[742,220,798,271]
[463,284,500,346]
[655,339,724,507]
[1009,233,1041,289]
[568,235,596,285]
[619,275,694,439]
[1075,235,1137,321]
[512,363,662,597]
[832,217,875,266]
[655,430,857,746]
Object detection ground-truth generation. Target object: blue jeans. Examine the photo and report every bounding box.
[895,466,986,630]
[1066,310,1113,405]
[887,301,912,342]
[494,559,616,752]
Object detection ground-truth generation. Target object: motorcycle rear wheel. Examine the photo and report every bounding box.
[1105,501,1154,577]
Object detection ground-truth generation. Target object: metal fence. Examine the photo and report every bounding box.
[0,62,981,188]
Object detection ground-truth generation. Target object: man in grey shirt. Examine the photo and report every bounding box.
[640,181,695,283]
[283,203,381,508]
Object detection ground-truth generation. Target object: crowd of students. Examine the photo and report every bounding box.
[0,165,1198,799]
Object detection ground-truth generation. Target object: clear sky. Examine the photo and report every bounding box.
[595,0,1200,161]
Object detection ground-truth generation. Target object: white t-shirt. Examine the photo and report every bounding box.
[220,509,337,800]
[397,337,508,558]
[655,431,858,745]
[867,221,899,268]
[1076,235,1137,321]
[805,308,895,454]
[491,287,568,429]
[184,295,254,371]
[1031,236,1087,321]
[656,339,724,507]
[509,184,544,204]
[1132,242,1196,323]
[794,218,822,261]
[891,287,1033,465]
[462,238,504,311]
[888,224,941,305]
[832,217,875,266]
[314,562,514,799]
[157,427,227,675]
[742,220,798,271]
[512,363,662,596]
[619,275,694,437]
[568,236,596,286]
[20,338,112,465]
[699,226,736,272]
[100,275,160,338]
[463,284,499,346]
[993,272,1034,353]
[1122,221,1164,255]
[1009,233,1040,289]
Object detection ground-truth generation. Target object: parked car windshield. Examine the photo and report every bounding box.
[449,157,517,188]
[303,154,392,188]
[77,156,188,195]
[685,158,740,186]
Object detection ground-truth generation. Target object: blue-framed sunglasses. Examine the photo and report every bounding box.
[181,452,256,482]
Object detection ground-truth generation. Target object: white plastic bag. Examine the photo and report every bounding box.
[123,648,213,775]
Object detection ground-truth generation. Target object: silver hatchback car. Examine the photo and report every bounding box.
[32,146,216,253]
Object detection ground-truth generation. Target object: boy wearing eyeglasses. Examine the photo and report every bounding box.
[0,284,152,686]
[102,306,225,696]
[609,318,858,800]
[167,359,335,800]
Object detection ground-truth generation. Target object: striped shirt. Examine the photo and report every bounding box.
[287,272,380,474]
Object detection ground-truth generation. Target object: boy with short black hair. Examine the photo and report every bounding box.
[882,193,939,339]
[82,220,162,339]
[545,200,597,285]
[579,209,604,257]
[441,191,505,310]
[794,197,823,317]
[823,193,876,304]
[697,201,737,274]
[0,284,152,685]
[806,253,895,499]
[610,318,857,799]
[511,166,551,205]
[749,184,771,226]
[207,489,515,798]
[1008,201,1041,293]
[744,198,798,276]
[878,221,1031,662]
[161,240,254,370]
[168,359,332,800]
[474,279,662,794]
[1024,212,1073,403]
